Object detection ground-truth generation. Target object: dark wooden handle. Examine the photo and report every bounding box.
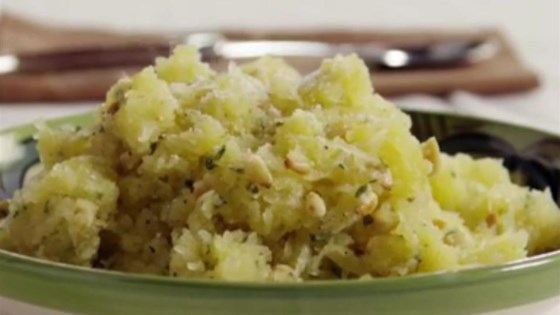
[12,43,173,74]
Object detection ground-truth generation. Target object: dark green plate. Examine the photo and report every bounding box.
[0,110,559,315]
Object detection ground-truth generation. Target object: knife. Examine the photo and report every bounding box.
[0,32,499,75]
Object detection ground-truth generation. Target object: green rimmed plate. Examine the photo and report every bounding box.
[0,110,559,315]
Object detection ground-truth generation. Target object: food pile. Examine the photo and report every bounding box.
[1,46,559,281]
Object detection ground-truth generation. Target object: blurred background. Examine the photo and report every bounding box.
[0,0,559,131]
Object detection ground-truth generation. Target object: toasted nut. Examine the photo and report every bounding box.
[285,158,311,174]
[305,191,327,218]
[271,264,297,281]
[246,154,273,187]
[268,106,282,117]
[443,230,471,247]
[421,137,441,176]
[285,150,312,174]
[381,171,393,189]
[357,191,379,216]
[443,232,456,246]
[274,264,295,274]
[372,203,398,232]
[193,181,210,198]
[356,185,379,215]
[196,190,217,219]
[197,229,213,243]
[370,169,393,190]
[258,102,282,117]
[186,261,205,272]
[193,175,214,198]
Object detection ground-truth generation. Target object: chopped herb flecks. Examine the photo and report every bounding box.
[355,185,368,198]
[204,157,216,170]
[150,142,159,154]
[184,179,195,191]
[216,145,226,160]
[231,167,244,174]
[362,215,374,226]
[43,201,50,214]
[204,145,227,170]
[247,183,259,194]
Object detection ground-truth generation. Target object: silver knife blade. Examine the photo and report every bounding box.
[204,37,499,69]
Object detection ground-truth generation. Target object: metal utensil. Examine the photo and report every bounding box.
[0,32,499,75]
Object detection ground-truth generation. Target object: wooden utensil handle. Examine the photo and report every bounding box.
[10,43,172,74]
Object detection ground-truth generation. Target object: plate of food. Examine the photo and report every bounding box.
[0,46,559,315]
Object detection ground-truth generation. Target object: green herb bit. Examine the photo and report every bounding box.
[444,230,457,238]
[204,157,216,170]
[231,167,244,174]
[184,179,195,192]
[247,183,259,194]
[215,145,226,160]
[414,254,423,271]
[150,142,159,154]
[43,201,50,214]
[355,184,368,198]
[362,215,374,226]
[311,233,329,244]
